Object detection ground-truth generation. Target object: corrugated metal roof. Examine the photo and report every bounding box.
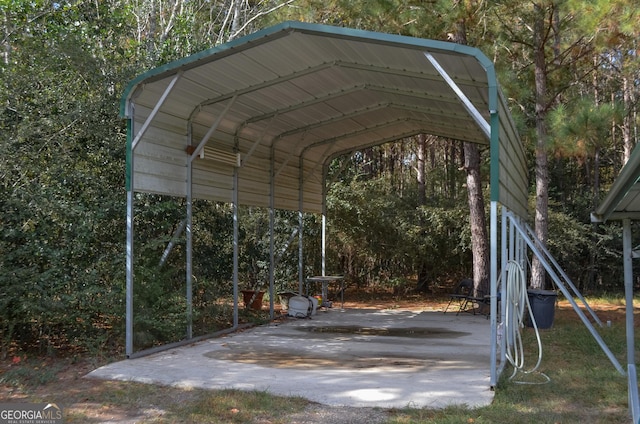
[592,143,640,222]
[123,21,527,217]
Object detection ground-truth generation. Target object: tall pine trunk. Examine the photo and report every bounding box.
[622,75,633,164]
[531,2,550,290]
[417,134,426,205]
[464,142,490,296]
[452,15,489,296]
[415,134,429,292]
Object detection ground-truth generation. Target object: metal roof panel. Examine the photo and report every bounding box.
[124,21,527,217]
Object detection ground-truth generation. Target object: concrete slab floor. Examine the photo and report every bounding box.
[87,308,494,409]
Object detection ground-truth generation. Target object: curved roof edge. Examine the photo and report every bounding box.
[592,143,640,222]
[121,20,527,218]
[120,20,497,117]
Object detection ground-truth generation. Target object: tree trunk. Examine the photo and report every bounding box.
[429,138,436,197]
[415,134,429,292]
[416,134,426,205]
[147,0,157,61]
[3,9,9,65]
[464,142,490,296]
[622,75,633,164]
[531,2,549,290]
[451,13,489,296]
[230,0,242,41]
[448,141,456,199]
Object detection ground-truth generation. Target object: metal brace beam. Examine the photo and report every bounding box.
[424,52,491,139]
[131,71,182,151]
[189,95,238,163]
[241,115,277,167]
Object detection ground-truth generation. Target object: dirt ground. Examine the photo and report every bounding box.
[0,292,634,423]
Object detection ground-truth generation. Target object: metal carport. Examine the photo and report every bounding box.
[592,143,640,423]
[122,21,529,388]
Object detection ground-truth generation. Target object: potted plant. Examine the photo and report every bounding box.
[241,267,265,310]
[240,288,265,310]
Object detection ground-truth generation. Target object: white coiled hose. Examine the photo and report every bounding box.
[504,260,550,384]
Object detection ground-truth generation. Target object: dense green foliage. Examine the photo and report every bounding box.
[325,146,474,288]
[1,0,639,354]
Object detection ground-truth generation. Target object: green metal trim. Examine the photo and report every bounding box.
[594,143,640,222]
[125,118,132,191]
[489,111,500,202]
[289,20,482,55]
[482,60,500,203]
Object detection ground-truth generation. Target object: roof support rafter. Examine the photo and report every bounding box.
[366,84,461,103]
[308,133,419,169]
[324,129,432,165]
[325,117,413,142]
[277,102,390,139]
[195,58,484,120]
[239,83,462,133]
[335,60,487,89]
[131,71,183,151]
[297,117,480,164]
[241,84,369,126]
[196,62,338,108]
[298,118,413,154]
[274,102,482,142]
[240,115,277,167]
[275,116,483,193]
[189,95,238,163]
[424,52,490,139]
[273,131,305,180]
[301,142,336,186]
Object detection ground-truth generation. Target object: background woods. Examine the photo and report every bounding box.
[1,0,638,354]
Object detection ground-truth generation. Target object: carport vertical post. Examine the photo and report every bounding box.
[125,115,135,358]
[298,156,304,294]
[125,79,178,352]
[489,103,499,387]
[269,146,275,320]
[187,95,239,328]
[185,125,193,340]
[490,200,499,387]
[622,219,635,365]
[498,205,508,378]
[622,218,640,423]
[322,164,327,276]
[321,214,326,275]
[233,166,239,327]
[126,189,134,357]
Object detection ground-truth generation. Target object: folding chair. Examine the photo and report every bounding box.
[465,289,491,317]
[443,278,474,314]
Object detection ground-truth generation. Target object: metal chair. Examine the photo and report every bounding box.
[443,278,474,314]
[465,289,491,317]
